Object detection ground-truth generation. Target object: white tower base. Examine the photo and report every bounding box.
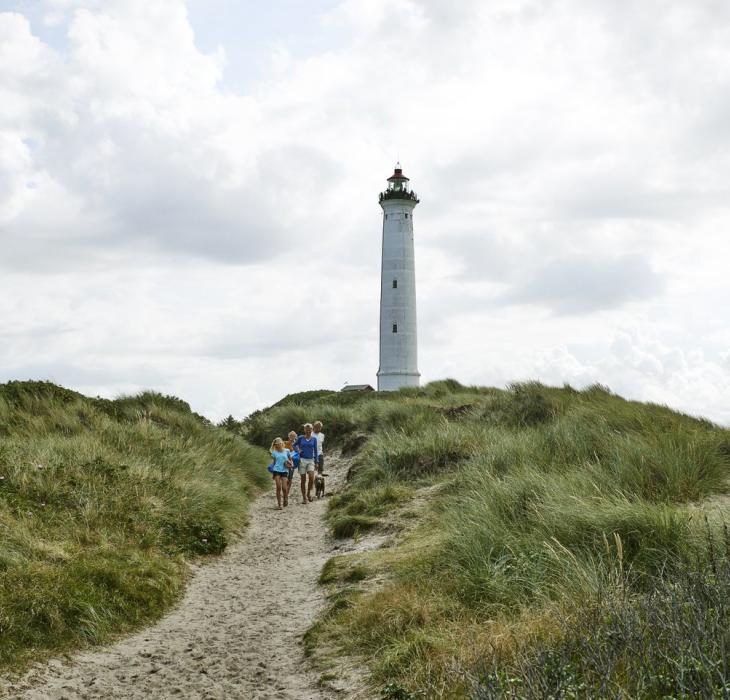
[377,372,420,392]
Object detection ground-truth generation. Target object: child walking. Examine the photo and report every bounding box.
[284,430,300,499]
[269,437,293,509]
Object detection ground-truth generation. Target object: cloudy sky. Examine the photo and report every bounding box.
[1,0,730,423]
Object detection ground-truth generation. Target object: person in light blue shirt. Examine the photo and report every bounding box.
[294,423,318,503]
[285,431,300,500]
[269,437,293,509]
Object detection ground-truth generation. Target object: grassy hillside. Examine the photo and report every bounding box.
[0,381,268,671]
[245,380,730,699]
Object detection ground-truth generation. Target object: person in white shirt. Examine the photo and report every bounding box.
[312,420,325,472]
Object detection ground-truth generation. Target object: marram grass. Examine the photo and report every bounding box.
[0,381,268,671]
[258,380,730,698]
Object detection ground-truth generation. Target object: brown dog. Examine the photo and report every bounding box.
[314,466,328,498]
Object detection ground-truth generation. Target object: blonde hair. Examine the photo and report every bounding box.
[270,437,284,451]
[303,423,313,431]
[313,421,322,430]
[288,431,297,440]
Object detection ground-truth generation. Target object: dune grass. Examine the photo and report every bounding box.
[252,380,730,698]
[474,526,730,699]
[0,381,268,672]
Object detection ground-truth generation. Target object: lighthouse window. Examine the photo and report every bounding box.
[392,323,398,333]
[392,279,397,289]
[385,214,388,219]
[405,213,409,219]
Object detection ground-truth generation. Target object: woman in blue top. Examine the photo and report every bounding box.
[269,437,293,509]
[294,423,319,504]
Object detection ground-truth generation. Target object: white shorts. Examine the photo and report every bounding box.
[298,458,315,475]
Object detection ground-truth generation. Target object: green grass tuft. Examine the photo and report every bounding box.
[331,514,381,539]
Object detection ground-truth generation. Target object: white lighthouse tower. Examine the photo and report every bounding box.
[377,163,420,391]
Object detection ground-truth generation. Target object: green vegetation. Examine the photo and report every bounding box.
[475,528,730,698]
[251,380,730,698]
[0,381,267,671]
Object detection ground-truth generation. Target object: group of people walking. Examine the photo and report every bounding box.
[268,421,325,509]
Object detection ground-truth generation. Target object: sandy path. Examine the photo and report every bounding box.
[1,456,362,700]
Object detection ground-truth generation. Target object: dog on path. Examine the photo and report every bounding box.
[314,465,329,498]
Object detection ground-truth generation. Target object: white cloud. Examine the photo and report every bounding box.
[1,0,729,423]
[504,254,663,314]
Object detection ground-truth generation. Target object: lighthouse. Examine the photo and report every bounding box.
[377,163,420,391]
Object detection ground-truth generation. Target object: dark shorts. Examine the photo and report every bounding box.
[272,471,288,480]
